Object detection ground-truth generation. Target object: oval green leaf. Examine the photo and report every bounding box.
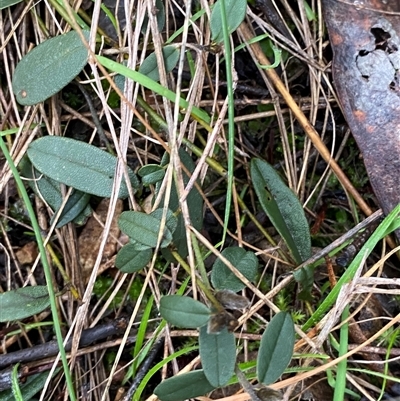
[20,156,62,211]
[53,191,92,228]
[138,164,165,186]
[211,246,258,292]
[12,30,90,105]
[150,208,178,236]
[118,211,173,248]
[0,0,23,9]
[139,46,180,82]
[115,244,153,273]
[210,0,247,43]
[159,295,211,328]
[199,325,236,387]
[250,158,311,264]
[154,370,215,401]
[0,286,50,323]
[20,156,92,227]
[257,312,295,385]
[27,136,139,198]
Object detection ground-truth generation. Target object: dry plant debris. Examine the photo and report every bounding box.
[1,0,400,400]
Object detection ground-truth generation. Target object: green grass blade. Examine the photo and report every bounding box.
[95,55,210,124]
[333,306,349,401]
[133,345,199,401]
[132,296,155,375]
[218,0,235,245]
[0,135,76,401]
[302,204,400,331]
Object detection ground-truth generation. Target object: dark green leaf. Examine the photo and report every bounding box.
[138,164,165,186]
[257,312,295,385]
[20,157,62,211]
[27,136,139,198]
[0,369,60,401]
[12,31,90,105]
[154,370,215,401]
[52,191,92,228]
[150,208,178,236]
[141,0,165,34]
[139,46,180,82]
[0,286,50,322]
[211,247,258,292]
[20,156,92,227]
[199,325,236,387]
[118,211,173,248]
[0,0,23,10]
[159,295,211,328]
[115,245,153,273]
[210,0,247,43]
[251,158,311,264]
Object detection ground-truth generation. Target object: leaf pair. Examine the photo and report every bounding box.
[155,305,295,401]
[116,209,177,273]
[159,295,236,388]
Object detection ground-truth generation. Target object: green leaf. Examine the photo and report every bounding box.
[257,312,295,385]
[52,190,92,228]
[139,46,180,82]
[115,244,153,273]
[12,31,89,105]
[0,0,23,10]
[158,148,203,260]
[118,211,173,248]
[150,208,178,236]
[0,370,60,401]
[154,370,215,401]
[0,286,50,323]
[27,136,139,198]
[251,158,311,264]
[141,0,165,34]
[20,156,62,210]
[159,295,211,328]
[20,156,92,227]
[138,164,165,186]
[211,247,258,292]
[96,55,211,124]
[199,325,236,387]
[210,0,247,43]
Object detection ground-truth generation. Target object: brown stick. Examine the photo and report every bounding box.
[237,22,373,217]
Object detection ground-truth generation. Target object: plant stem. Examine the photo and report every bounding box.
[218,0,235,246]
[0,136,77,401]
[333,305,349,401]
